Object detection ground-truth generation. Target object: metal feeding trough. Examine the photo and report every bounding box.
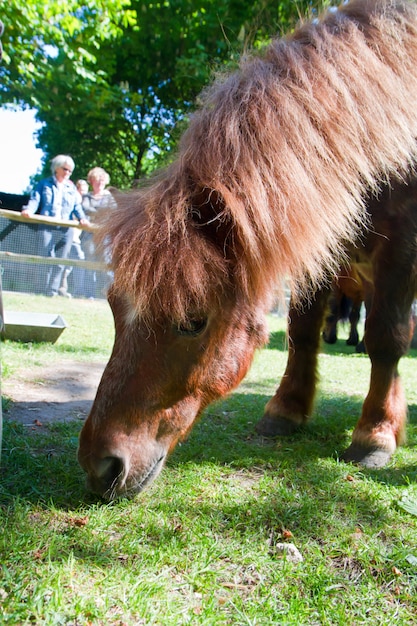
[2,311,67,343]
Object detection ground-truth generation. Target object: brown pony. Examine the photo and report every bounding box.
[78,0,417,499]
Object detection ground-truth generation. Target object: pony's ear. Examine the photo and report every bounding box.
[189,188,239,261]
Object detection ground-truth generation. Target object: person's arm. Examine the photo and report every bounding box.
[21,182,42,216]
[71,197,90,226]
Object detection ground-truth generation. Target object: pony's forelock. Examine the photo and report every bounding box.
[96,185,232,323]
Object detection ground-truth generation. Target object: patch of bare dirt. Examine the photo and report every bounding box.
[2,360,105,428]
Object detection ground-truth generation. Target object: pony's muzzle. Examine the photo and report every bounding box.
[83,453,129,499]
[80,443,167,499]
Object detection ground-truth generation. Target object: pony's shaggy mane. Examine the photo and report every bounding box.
[98,0,417,323]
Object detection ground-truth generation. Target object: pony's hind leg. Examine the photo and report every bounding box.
[256,288,329,437]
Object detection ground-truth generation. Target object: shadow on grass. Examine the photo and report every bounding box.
[174,393,417,484]
[1,390,416,510]
[0,419,94,509]
[1,396,416,574]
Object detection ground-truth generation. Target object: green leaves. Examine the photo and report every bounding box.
[1,0,325,187]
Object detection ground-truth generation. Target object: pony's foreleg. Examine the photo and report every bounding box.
[342,262,416,468]
[256,288,329,437]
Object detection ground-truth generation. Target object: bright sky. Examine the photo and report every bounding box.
[0,108,44,194]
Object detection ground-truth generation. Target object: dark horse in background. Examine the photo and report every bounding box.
[322,268,417,354]
[322,264,369,352]
[78,0,417,499]
[322,256,417,354]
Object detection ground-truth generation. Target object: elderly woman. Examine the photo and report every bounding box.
[21,154,90,297]
[82,167,114,217]
[80,166,115,298]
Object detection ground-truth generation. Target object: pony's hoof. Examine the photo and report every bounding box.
[255,415,301,437]
[346,334,359,346]
[322,332,337,344]
[341,443,392,468]
[355,341,367,354]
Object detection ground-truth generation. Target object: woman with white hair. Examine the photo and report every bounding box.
[21,154,90,296]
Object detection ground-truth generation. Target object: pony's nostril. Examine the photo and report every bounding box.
[96,456,125,488]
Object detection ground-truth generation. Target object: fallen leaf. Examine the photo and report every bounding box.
[0,588,8,600]
[68,515,89,527]
[118,554,129,563]
[33,549,45,560]
[397,495,417,517]
[273,542,303,563]
[406,554,417,567]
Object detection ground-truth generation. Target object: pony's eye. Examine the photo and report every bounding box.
[175,319,208,337]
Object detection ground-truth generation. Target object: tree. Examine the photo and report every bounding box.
[0,0,137,185]
[0,0,322,188]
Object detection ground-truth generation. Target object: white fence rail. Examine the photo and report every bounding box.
[0,209,108,298]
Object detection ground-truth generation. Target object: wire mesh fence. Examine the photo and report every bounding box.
[0,208,110,300]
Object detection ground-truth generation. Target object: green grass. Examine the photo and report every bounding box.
[1,295,417,625]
